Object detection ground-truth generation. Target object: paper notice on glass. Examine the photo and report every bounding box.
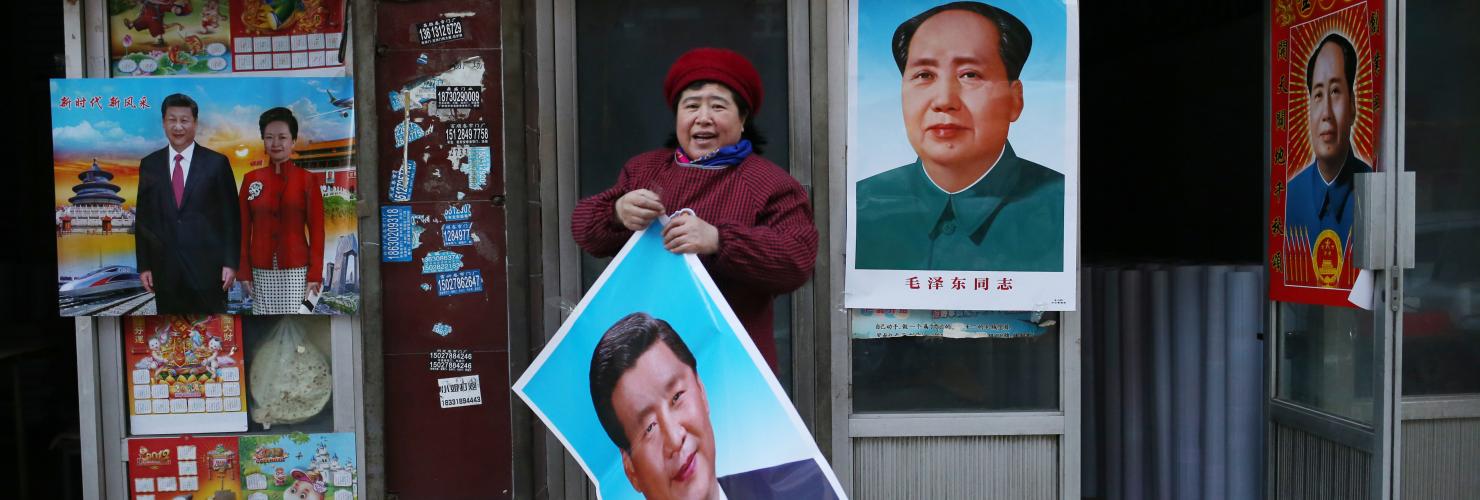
[1347,269,1375,310]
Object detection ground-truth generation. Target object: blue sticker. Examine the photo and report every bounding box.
[389,160,416,202]
[394,121,431,148]
[421,250,464,274]
[416,53,430,65]
[444,204,472,221]
[436,269,483,296]
[388,78,440,112]
[380,205,414,262]
[432,322,453,337]
[442,221,473,247]
[464,146,492,190]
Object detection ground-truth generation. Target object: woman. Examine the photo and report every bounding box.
[571,48,818,369]
[239,107,324,314]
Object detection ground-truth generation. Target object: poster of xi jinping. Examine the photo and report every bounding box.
[1268,0,1384,307]
[50,77,360,316]
[846,0,1080,311]
[514,217,845,500]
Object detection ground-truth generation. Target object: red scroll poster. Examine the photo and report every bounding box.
[1269,0,1385,307]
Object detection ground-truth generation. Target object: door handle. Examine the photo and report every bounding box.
[1351,171,1416,270]
[1352,172,1386,270]
[1397,171,1415,270]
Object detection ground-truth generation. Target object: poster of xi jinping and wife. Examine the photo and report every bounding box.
[514,217,845,500]
[846,0,1079,311]
[1268,0,1384,308]
[50,77,360,317]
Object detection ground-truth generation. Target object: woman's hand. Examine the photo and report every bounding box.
[614,189,664,231]
[307,282,321,296]
[663,211,720,255]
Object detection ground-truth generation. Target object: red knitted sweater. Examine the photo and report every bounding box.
[571,149,818,368]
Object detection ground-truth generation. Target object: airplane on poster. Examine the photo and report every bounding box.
[306,89,354,119]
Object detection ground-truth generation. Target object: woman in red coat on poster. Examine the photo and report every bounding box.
[239,107,325,314]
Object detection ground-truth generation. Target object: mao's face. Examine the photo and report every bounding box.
[612,342,716,500]
[901,10,1023,172]
[162,106,198,152]
[1307,41,1355,166]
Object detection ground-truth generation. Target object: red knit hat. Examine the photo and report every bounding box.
[663,48,763,116]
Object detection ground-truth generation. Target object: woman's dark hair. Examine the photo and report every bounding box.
[258,106,299,140]
[664,80,767,156]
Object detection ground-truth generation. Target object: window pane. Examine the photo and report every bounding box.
[852,311,1060,413]
[1276,302,1375,423]
[240,315,336,433]
[122,315,337,436]
[1400,2,1480,397]
[573,0,790,201]
[773,293,794,394]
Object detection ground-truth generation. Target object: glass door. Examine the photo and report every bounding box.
[1395,1,1480,498]
[1266,1,1402,498]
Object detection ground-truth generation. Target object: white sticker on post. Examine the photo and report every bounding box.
[438,374,483,408]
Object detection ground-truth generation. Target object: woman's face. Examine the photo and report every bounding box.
[674,83,745,159]
[262,121,295,165]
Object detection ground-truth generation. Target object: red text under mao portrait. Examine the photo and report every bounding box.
[1269,0,1385,307]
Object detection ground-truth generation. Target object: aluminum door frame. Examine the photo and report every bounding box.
[1264,0,1404,498]
[540,0,825,497]
[1391,0,1480,495]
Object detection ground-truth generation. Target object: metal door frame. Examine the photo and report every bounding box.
[1391,0,1480,495]
[537,0,825,496]
[1264,0,1404,498]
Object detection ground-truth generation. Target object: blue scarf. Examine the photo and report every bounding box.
[676,139,753,168]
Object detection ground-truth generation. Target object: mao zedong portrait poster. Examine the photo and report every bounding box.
[847,0,1079,311]
[514,218,844,500]
[1268,0,1384,307]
